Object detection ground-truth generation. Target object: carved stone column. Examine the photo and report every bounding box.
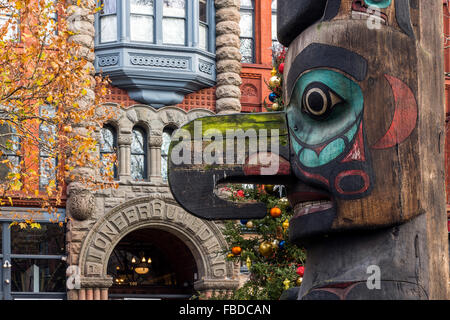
[149,134,163,182]
[118,133,132,181]
[215,0,242,114]
[194,279,239,299]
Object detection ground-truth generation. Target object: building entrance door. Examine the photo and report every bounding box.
[107,228,199,300]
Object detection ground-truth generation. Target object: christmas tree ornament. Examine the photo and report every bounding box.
[283,278,291,290]
[259,241,274,257]
[246,256,252,269]
[282,219,289,230]
[269,92,277,102]
[271,102,281,111]
[270,207,282,218]
[296,266,305,277]
[240,219,248,225]
[246,221,254,229]
[296,277,303,286]
[231,246,242,255]
[278,62,285,74]
[264,184,274,193]
[227,253,234,258]
[271,239,279,250]
[269,76,281,88]
[278,240,285,249]
[270,67,277,77]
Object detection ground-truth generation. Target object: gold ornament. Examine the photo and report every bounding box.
[271,67,277,76]
[259,241,274,257]
[282,219,290,230]
[246,256,252,269]
[283,278,291,290]
[227,253,234,258]
[265,184,274,193]
[269,76,281,88]
[296,277,303,286]
[246,221,254,228]
[271,102,281,111]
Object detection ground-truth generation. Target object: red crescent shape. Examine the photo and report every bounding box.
[371,74,418,150]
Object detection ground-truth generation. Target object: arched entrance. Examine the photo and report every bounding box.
[73,196,239,300]
[107,228,198,300]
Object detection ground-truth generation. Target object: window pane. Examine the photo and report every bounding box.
[163,18,185,45]
[240,38,254,63]
[130,0,154,14]
[131,155,145,180]
[239,12,253,38]
[240,0,253,9]
[130,15,154,42]
[102,0,116,14]
[39,157,56,189]
[0,223,2,253]
[272,13,277,40]
[100,127,115,153]
[163,0,186,18]
[199,24,207,51]
[100,15,117,43]
[11,259,66,293]
[131,130,145,154]
[199,0,207,23]
[272,0,277,10]
[11,223,65,255]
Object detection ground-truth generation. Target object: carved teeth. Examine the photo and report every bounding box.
[293,200,333,218]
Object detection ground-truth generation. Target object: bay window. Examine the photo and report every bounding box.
[94,0,216,107]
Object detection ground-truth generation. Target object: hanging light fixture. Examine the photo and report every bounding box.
[134,254,150,275]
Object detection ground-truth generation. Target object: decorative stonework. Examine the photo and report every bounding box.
[215,0,242,114]
[129,54,189,70]
[98,54,119,67]
[67,184,96,221]
[78,196,238,287]
[199,60,215,75]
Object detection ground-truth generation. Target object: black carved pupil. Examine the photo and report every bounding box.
[307,91,326,113]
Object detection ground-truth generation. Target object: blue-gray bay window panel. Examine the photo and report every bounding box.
[95,0,216,108]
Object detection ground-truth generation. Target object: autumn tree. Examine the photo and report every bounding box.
[0,0,114,226]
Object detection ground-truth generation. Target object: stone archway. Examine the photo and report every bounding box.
[74,195,239,300]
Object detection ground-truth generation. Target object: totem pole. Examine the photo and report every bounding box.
[168,0,449,299]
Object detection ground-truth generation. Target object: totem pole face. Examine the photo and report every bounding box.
[284,0,422,241]
[167,0,423,244]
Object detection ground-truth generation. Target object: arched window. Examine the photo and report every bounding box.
[161,127,175,181]
[0,123,21,181]
[131,126,147,180]
[100,124,118,179]
[239,0,254,63]
[39,105,57,190]
[99,0,117,43]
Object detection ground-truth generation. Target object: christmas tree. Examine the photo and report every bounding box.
[206,48,306,300]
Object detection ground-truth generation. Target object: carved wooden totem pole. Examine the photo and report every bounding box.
[168,0,450,299]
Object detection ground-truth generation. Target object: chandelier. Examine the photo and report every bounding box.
[132,254,152,275]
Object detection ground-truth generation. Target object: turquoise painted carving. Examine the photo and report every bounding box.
[286,69,364,168]
[365,0,392,9]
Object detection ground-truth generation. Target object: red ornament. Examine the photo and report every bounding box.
[278,63,285,74]
[236,190,245,198]
[447,219,450,233]
[296,266,305,277]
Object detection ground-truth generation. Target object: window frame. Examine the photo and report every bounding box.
[100,123,118,180]
[99,0,118,44]
[161,126,176,182]
[239,0,255,64]
[130,126,148,181]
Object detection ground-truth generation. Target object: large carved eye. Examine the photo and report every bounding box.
[302,82,343,119]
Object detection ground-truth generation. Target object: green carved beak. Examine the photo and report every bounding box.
[168,112,291,220]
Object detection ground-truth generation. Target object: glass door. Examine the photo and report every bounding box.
[1,222,12,300]
[0,222,3,300]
